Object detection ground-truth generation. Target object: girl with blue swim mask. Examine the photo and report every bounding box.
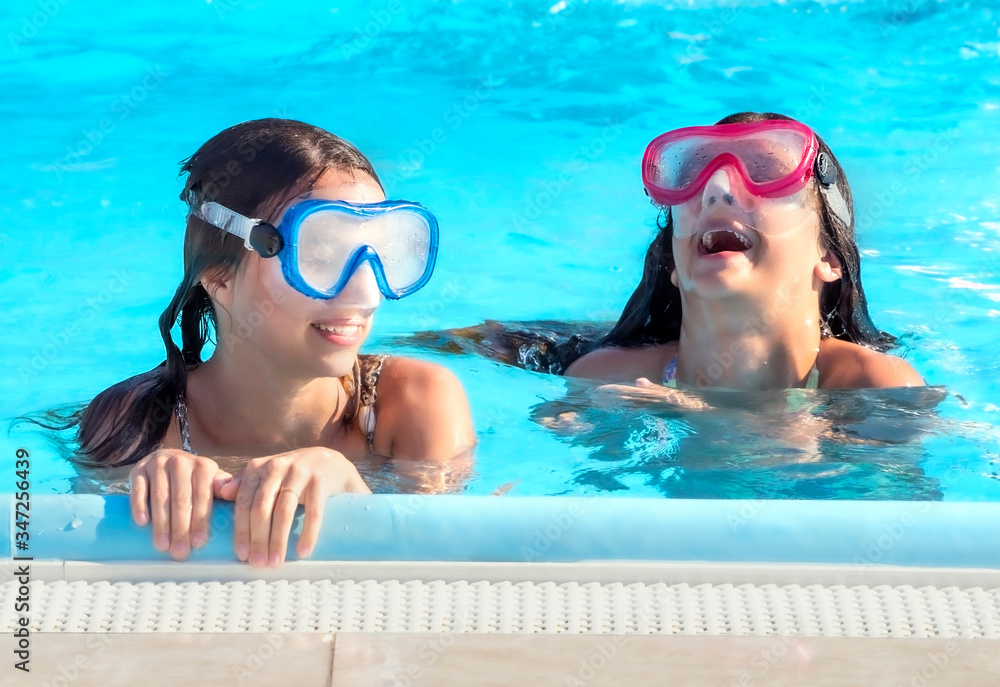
[69,119,475,567]
[565,111,925,391]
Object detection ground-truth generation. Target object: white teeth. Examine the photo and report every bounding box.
[314,324,360,335]
[702,229,752,250]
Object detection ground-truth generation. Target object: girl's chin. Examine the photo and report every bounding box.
[318,348,366,377]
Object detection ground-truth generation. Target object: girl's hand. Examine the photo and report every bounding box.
[216,447,371,568]
[129,449,234,560]
[591,378,712,410]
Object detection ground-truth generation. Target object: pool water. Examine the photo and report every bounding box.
[2,0,999,499]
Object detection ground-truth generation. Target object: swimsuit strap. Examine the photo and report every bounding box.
[175,394,196,455]
[804,361,820,390]
[357,354,389,454]
[662,354,678,388]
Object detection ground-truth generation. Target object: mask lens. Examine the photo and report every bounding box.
[291,203,434,297]
[295,212,358,292]
[652,125,811,196]
[733,128,808,183]
[366,209,432,292]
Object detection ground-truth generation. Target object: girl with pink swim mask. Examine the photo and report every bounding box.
[565,111,924,392]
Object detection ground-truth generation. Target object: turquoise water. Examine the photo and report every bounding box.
[1,0,999,499]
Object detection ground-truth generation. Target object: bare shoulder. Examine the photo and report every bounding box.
[373,356,476,461]
[564,343,677,383]
[819,338,925,389]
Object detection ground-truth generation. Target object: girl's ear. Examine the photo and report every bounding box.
[670,267,679,287]
[200,267,235,307]
[815,247,843,283]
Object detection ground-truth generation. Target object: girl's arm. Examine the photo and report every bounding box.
[373,357,476,460]
[565,344,676,383]
[819,338,925,389]
[371,357,477,493]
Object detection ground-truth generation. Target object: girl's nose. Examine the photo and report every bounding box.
[702,168,734,208]
[334,260,383,310]
[701,167,757,212]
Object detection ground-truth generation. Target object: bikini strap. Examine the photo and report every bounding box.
[662,354,678,388]
[357,354,389,454]
[805,361,820,390]
[175,394,196,455]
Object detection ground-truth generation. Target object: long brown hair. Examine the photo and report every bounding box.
[73,119,383,466]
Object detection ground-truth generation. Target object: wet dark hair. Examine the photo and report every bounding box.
[67,119,383,467]
[600,111,896,352]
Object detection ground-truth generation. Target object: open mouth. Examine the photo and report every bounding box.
[699,228,753,256]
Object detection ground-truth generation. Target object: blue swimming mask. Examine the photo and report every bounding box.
[197,198,439,300]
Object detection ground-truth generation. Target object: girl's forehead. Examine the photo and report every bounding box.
[299,169,384,204]
[300,181,384,204]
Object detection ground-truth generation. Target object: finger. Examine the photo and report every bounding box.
[129,467,149,527]
[233,466,261,561]
[269,480,306,566]
[168,462,194,560]
[295,482,327,560]
[213,472,235,500]
[232,472,260,563]
[146,467,171,553]
[189,466,216,549]
[248,473,283,568]
[219,474,241,501]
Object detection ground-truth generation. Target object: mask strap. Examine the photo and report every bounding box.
[198,202,261,252]
[814,151,852,228]
[821,183,852,228]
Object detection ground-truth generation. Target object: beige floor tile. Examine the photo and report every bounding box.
[21,633,334,687]
[332,634,1000,687]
